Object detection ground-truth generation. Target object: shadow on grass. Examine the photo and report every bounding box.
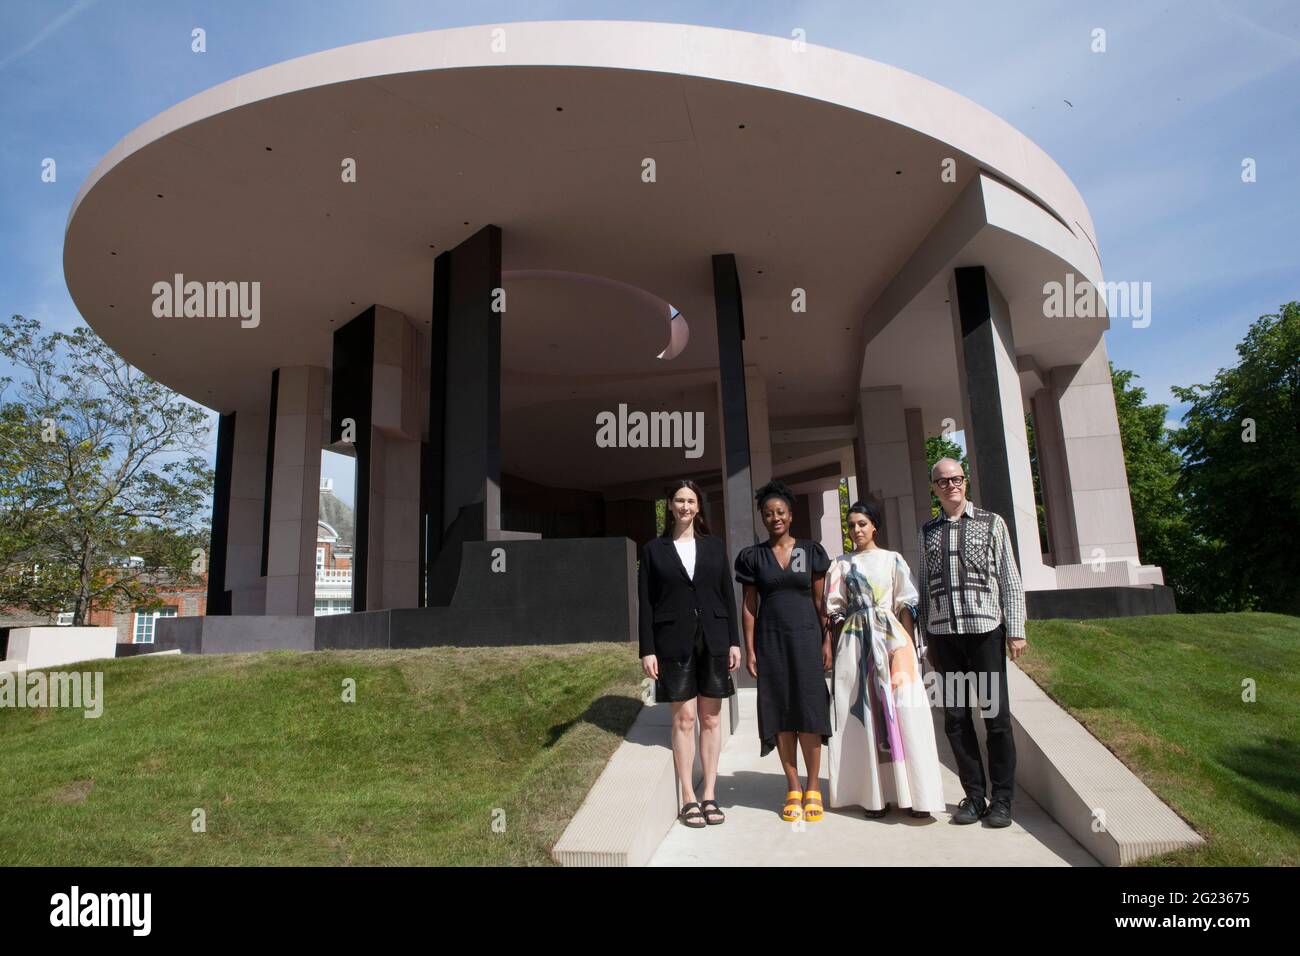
[1216,735,1300,832]
[546,693,643,747]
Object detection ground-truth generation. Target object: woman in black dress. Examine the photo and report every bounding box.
[638,479,741,828]
[735,479,833,824]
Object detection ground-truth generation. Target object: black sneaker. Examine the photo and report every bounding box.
[984,798,1012,828]
[952,797,986,824]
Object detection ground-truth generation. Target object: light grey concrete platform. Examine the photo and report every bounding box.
[552,690,736,867]
[1002,663,1203,865]
[650,687,1099,867]
[555,661,1201,867]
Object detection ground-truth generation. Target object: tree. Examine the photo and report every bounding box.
[1024,413,1050,556]
[1110,365,1240,611]
[1172,302,1300,614]
[925,434,967,517]
[0,315,213,625]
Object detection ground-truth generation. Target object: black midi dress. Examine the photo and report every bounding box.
[735,539,833,757]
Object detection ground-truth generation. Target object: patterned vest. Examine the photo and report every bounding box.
[921,505,998,632]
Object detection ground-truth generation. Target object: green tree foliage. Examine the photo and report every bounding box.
[1110,365,1238,611]
[1024,413,1049,555]
[838,477,851,553]
[0,315,213,625]
[925,434,967,517]
[1172,302,1300,614]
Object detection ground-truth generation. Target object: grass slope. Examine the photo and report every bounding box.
[1020,612,1299,866]
[0,643,642,866]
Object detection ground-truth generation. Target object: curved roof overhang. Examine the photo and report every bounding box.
[63,21,1103,489]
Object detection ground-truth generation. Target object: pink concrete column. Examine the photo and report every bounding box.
[856,385,922,570]
[366,307,423,610]
[1047,336,1140,566]
[265,366,328,616]
[948,267,1052,589]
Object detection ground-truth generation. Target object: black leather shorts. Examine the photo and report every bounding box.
[656,622,735,703]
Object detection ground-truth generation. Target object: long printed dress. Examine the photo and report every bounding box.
[825,548,945,813]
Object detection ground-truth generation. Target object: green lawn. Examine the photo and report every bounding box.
[0,643,642,865]
[1019,612,1299,866]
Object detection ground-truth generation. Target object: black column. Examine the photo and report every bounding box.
[206,412,235,615]
[713,253,753,724]
[951,265,1019,558]
[331,307,376,612]
[712,253,754,556]
[423,225,502,605]
[423,253,450,602]
[259,370,279,578]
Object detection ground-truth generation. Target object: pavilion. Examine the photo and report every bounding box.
[62,21,1169,653]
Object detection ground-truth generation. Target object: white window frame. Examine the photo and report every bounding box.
[314,598,352,617]
[133,606,178,644]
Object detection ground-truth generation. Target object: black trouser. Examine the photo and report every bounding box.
[928,626,1016,805]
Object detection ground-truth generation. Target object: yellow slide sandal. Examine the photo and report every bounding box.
[782,790,803,823]
[803,790,824,822]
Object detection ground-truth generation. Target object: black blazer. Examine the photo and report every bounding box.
[637,535,741,659]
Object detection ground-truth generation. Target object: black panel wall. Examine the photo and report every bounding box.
[423,254,450,604]
[423,225,502,606]
[259,370,279,577]
[952,265,1020,558]
[206,411,235,615]
[712,251,754,564]
[441,225,501,536]
[331,307,376,613]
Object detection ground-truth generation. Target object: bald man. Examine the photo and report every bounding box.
[916,457,1026,828]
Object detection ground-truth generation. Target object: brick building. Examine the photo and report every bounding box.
[315,478,354,615]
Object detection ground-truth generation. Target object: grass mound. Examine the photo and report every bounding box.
[0,643,642,866]
[1020,612,1299,866]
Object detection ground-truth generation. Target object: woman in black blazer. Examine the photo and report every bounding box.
[638,479,741,828]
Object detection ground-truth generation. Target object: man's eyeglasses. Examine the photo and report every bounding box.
[933,475,966,489]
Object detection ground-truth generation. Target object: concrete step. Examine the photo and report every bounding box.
[553,688,736,867]
[552,701,678,866]
[1002,662,1204,865]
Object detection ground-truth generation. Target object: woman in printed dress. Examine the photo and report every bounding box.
[824,500,945,819]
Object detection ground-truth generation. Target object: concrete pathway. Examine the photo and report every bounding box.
[649,688,1098,866]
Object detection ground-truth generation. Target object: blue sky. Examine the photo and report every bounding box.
[3,0,1298,507]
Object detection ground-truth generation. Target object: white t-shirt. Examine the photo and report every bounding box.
[673,537,696,579]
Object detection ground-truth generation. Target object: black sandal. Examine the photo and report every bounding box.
[909,809,931,819]
[700,799,726,826]
[864,802,892,819]
[679,802,707,828]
